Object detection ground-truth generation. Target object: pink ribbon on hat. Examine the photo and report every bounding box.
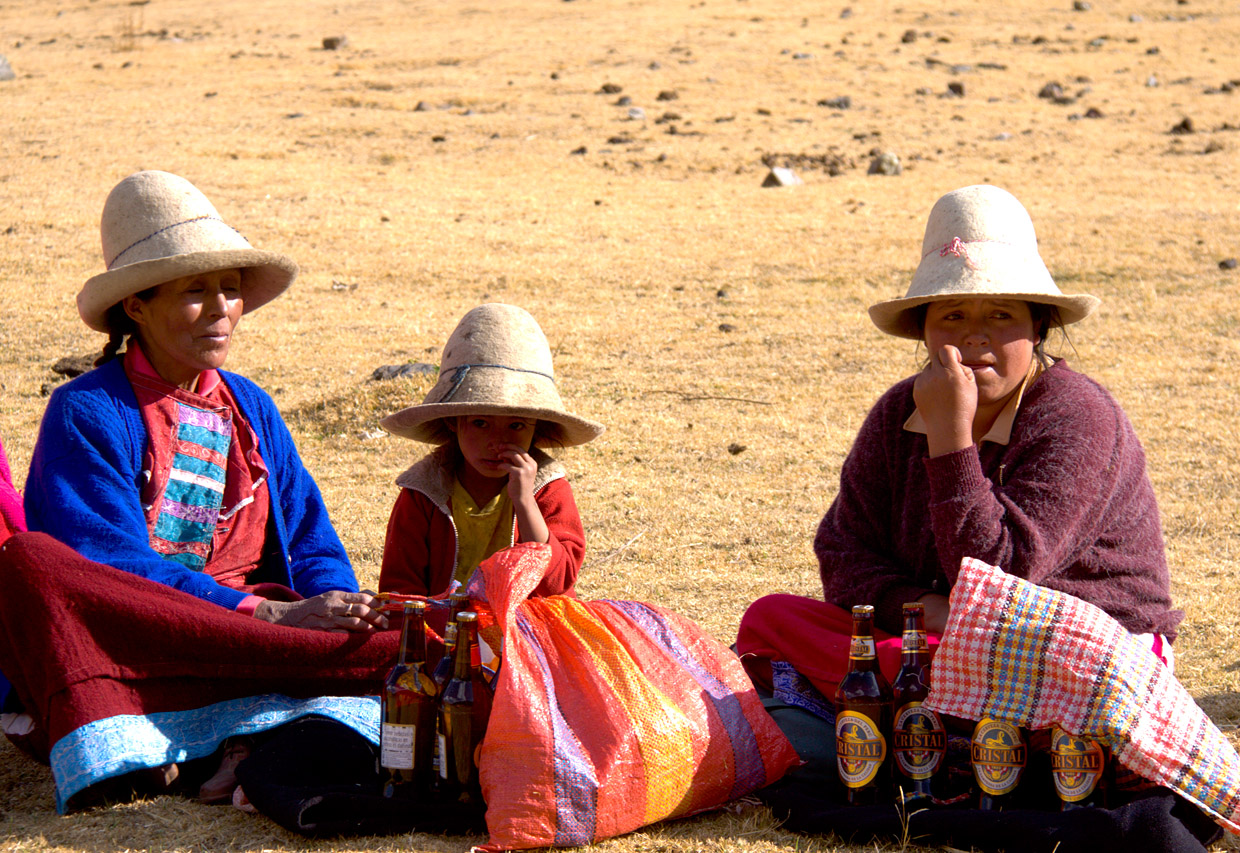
[939,236,968,258]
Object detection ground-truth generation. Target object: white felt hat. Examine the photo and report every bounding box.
[380,303,605,447]
[869,185,1100,339]
[78,170,297,333]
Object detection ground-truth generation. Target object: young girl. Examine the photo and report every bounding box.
[378,303,603,597]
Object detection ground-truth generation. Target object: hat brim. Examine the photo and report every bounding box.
[380,402,605,448]
[78,249,297,333]
[868,291,1101,339]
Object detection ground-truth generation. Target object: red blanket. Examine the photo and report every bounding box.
[0,532,398,756]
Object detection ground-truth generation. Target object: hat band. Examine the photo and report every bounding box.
[922,237,1017,271]
[432,363,556,404]
[107,215,244,269]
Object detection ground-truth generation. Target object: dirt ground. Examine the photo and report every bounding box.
[0,0,1237,850]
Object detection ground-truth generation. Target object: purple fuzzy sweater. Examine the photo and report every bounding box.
[816,360,1182,640]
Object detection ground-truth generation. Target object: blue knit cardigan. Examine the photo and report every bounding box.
[24,358,358,610]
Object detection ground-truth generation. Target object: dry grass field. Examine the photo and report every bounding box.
[1,0,1238,849]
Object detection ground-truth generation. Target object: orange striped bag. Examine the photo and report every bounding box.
[469,543,798,850]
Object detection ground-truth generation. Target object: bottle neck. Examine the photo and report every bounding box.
[453,619,475,681]
[848,621,879,671]
[403,605,427,666]
[901,614,929,668]
[394,606,413,667]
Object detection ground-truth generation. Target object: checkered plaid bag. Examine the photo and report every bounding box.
[924,557,1240,835]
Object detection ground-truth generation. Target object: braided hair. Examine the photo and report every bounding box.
[94,287,155,367]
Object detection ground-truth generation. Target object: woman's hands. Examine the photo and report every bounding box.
[913,344,977,457]
[253,590,388,633]
[497,444,550,545]
[917,592,951,634]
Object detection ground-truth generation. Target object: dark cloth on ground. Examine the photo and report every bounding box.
[235,716,487,838]
[760,778,1221,853]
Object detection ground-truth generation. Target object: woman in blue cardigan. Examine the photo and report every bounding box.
[5,171,391,810]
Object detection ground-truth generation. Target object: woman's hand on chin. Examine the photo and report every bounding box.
[253,590,388,633]
[913,344,976,457]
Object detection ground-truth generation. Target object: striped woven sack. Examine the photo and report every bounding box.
[924,557,1240,835]
[473,542,799,850]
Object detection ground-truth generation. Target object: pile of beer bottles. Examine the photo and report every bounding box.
[379,593,494,804]
[836,603,1110,810]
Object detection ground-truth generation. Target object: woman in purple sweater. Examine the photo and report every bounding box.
[736,185,1181,781]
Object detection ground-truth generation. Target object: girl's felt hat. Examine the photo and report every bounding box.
[868,184,1101,339]
[380,303,605,447]
[77,170,298,333]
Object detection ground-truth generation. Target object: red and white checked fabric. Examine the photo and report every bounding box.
[924,557,1240,835]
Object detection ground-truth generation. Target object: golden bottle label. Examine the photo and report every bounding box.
[836,710,887,788]
[893,702,947,779]
[901,629,928,654]
[1051,728,1105,802]
[848,636,877,660]
[971,719,1027,796]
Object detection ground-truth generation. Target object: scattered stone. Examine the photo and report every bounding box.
[868,151,902,175]
[371,363,437,381]
[1147,75,1159,87]
[718,323,737,332]
[1084,107,1103,118]
[1129,13,1143,21]
[1146,46,1160,55]
[331,280,359,292]
[321,35,348,50]
[0,55,15,82]
[627,107,646,121]
[727,442,747,455]
[598,82,623,94]
[1204,140,1224,154]
[1038,81,1065,99]
[716,288,729,299]
[606,135,632,145]
[285,112,304,119]
[1219,258,1237,270]
[914,86,933,96]
[414,100,431,111]
[648,61,661,70]
[1170,117,1194,134]
[839,6,852,18]
[1073,0,1091,9]
[52,354,95,378]
[615,95,632,106]
[431,134,446,143]
[656,89,679,101]
[792,52,814,60]
[947,81,965,97]
[817,95,851,109]
[761,166,803,187]
[901,29,917,43]
[655,111,681,123]
[570,145,587,155]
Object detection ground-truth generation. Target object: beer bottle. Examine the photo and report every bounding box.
[1051,725,1108,809]
[381,601,438,798]
[438,611,484,804]
[891,602,947,804]
[432,592,470,690]
[834,604,893,805]
[971,717,1028,810]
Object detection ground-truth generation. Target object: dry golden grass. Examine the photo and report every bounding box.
[0,0,1238,849]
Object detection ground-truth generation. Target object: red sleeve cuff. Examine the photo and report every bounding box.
[235,595,263,617]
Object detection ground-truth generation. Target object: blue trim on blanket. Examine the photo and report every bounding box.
[771,660,837,725]
[50,694,380,813]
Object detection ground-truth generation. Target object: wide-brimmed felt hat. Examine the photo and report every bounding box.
[78,170,297,333]
[380,303,605,447]
[868,184,1100,339]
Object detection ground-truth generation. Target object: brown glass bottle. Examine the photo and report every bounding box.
[381,601,438,798]
[1051,726,1109,810]
[891,602,948,804]
[834,604,893,805]
[438,611,484,804]
[972,717,1028,810]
